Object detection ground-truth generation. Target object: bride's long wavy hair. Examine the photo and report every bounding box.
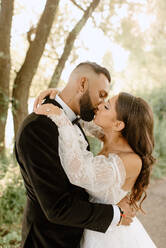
[116,92,155,211]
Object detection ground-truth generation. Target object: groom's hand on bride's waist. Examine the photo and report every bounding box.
[117,196,136,226]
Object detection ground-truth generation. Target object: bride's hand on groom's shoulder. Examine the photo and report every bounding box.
[33,88,59,112]
[35,104,62,116]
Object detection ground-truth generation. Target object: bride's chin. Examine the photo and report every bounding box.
[94,116,99,125]
[94,119,102,129]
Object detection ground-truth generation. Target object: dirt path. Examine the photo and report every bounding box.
[137,177,166,248]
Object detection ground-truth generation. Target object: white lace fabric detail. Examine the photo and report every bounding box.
[80,120,104,140]
[48,111,126,204]
[48,110,72,127]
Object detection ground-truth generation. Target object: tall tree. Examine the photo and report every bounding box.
[49,0,100,88]
[12,0,60,136]
[0,0,14,154]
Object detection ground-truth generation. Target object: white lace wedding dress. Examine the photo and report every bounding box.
[48,111,156,248]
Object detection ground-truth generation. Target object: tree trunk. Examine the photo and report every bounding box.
[49,0,100,88]
[0,0,14,154]
[12,0,60,136]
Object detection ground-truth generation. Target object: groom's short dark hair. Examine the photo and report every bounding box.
[75,62,111,83]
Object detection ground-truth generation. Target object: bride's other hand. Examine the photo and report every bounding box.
[35,104,62,116]
[33,88,59,112]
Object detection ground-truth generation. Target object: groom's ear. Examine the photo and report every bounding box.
[79,77,88,94]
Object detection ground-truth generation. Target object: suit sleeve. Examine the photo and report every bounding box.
[18,115,113,233]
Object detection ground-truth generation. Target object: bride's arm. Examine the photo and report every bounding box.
[35,104,125,193]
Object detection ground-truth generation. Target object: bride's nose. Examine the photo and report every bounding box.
[97,103,104,111]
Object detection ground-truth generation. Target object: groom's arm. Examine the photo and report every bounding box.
[17,114,114,233]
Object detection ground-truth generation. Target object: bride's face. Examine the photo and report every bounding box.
[94,95,120,131]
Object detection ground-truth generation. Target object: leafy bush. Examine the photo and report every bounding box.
[0,155,26,247]
[0,183,25,224]
[87,136,102,156]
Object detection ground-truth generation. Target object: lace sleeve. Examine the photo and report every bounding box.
[48,113,126,194]
[48,110,72,127]
[80,120,105,140]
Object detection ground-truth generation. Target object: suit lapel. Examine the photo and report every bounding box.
[76,122,90,151]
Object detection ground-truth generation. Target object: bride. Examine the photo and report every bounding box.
[35,92,156,247]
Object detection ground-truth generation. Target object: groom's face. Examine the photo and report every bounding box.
[79,73,110,121]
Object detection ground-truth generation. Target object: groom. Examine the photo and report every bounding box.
[15,62,134,248]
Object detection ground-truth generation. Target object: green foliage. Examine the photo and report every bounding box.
[0,227,21,248]
[87,136,102,156]
[0,155,10,179]
[0,183,25,225]
[0,154,26,247]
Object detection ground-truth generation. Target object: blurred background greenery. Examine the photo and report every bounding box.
[0,0,165,246]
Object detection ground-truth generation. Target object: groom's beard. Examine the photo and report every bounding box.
[79,90,95,122]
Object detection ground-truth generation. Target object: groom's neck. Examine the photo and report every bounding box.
[59,89,80,115]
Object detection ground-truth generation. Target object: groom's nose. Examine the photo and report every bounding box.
[97,97,105,107]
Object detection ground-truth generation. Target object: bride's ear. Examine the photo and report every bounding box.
[114,120,125,132]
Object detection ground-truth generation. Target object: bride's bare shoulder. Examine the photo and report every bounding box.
[119,152,142,178]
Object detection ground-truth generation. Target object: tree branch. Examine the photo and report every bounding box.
[70,0,97,27]
[49,0,100,88]
[27,26,37,44]
[69,0,85,12]
[12,0,60,135]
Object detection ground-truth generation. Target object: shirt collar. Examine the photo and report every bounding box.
[55,95,77,122]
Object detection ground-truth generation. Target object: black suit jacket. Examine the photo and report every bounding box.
[15,99,114,248]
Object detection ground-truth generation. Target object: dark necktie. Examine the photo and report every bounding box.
[72,117,81,125]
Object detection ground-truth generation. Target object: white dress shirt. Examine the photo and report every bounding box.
[55,95,76,122]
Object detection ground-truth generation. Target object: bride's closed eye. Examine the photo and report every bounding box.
[104,102,110,110]
[104,105,109,110]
